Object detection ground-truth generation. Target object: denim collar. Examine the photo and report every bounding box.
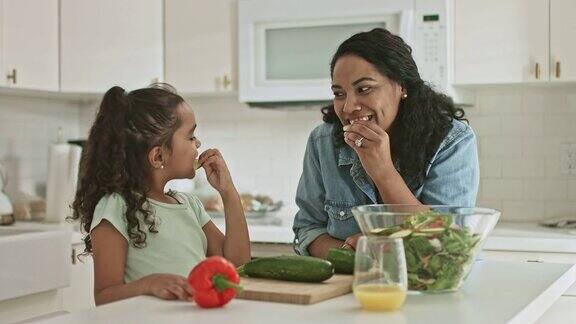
[337,145,378,204]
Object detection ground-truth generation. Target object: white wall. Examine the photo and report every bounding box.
[0,95,81,201]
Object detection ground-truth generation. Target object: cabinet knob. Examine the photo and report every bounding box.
[556,61,561,79]
[535,63,540,80]
[222,74,232,90]
[6,69,17,84]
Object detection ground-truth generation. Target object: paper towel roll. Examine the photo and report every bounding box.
[45,143,82,223]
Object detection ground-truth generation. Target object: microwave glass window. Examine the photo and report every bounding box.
[264,22,388,80]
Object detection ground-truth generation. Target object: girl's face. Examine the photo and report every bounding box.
[331,55,403,132]
[163,103,201,179]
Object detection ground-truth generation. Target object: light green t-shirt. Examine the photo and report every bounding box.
[90,191,211,283]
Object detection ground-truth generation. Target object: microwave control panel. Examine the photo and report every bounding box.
[412,0,447,95]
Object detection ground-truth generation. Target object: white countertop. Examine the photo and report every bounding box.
[33,261,576,324]
[3,221,84,245]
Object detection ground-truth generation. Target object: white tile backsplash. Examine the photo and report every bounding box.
[2,84,576,223]
[470,85,576,222]
[482,179,524,200]
[0,95,81,200]
[501,158,545,179]
[188,98,321,205]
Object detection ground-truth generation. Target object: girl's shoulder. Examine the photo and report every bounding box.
[171,191,203,209]
[91,193,129,239]
[95,192,127,211]
[172,191,212,226]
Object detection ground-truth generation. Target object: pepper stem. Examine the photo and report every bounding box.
[213,274,244,293]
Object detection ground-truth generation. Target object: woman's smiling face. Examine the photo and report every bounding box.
[331,55,404,132]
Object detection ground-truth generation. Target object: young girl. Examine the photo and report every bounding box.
[71,84,251,306]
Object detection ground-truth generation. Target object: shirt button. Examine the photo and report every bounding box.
[339,211,345,216]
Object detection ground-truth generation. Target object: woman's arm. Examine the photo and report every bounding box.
[373,166,422,205]
[343,121,422,205]
[293,130,336,257]
[91,220,192,305]
[203,188,251,266]
[307,234,345,259]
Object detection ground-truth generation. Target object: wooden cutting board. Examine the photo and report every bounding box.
[236,274,353,305]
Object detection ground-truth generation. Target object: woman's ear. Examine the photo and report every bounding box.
[148,146,164,169]
[399,85,408,99]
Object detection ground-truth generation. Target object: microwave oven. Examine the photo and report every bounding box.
[238,0,471,106]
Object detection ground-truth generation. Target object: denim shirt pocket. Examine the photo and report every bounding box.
[324,200,355,221]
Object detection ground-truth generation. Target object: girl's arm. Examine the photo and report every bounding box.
[91,220,193,305]
[199,148,251,266]
[203,187,251,266]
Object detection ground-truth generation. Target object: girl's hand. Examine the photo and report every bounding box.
[198,149,234,194]
[343,120,395,181]
[142,273,193,301]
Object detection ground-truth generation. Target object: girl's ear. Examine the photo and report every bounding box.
[148,146,164,169]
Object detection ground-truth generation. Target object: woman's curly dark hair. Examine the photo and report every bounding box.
[70,83,185,253]
[322,28,466,189]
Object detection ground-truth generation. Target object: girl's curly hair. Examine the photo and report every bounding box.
[70,84,184,253]
[322,28,467,189]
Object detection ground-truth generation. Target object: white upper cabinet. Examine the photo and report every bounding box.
[1,0,59,91]
[550,0,576,82]
[60,0,163,93]
[453,0,549,84]
[164,0,236,94]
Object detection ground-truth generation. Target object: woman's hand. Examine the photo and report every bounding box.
[141,273,193,301]
[198,149,235,194]
[343,233,363,250]
[343,120,395,180]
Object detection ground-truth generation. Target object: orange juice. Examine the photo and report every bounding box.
[354,284,407,311]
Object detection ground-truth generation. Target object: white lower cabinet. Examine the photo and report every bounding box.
[62,243,95,312]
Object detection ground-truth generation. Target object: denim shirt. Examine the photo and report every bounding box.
[292,119,479,255]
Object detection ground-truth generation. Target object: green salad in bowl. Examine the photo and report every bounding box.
[352,205,500,293]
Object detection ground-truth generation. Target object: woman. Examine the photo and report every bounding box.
[292,28,479,258]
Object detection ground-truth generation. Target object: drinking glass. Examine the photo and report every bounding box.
[353,236,408,311]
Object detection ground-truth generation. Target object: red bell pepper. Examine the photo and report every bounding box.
[187,256,243,308]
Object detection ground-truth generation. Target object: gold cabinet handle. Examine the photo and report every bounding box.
[556,61,561,79]
[6,69,17,84]
[535,63,540,79]
[222,74,232,90]
[71,248,77,265]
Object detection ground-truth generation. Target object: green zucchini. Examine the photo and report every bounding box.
[326,248,355,274]
[243,255,334,282]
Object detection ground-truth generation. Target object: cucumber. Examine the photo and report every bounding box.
[326,248,355,274]
[243,255,334,282]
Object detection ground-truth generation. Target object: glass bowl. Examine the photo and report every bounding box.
[352,204,500,293]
